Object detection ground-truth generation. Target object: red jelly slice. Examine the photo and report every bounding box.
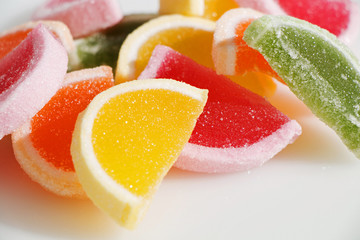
[139,45,301,173]
[276,0,351,36]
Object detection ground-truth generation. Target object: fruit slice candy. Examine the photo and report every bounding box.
[139,45,302,173]
[71,78,207,228]
[0,24,68,140]
[12,66,114,198]
[159,0,239,21]
[235,0,360,45]
[213,8,282,82]
[243,15,360,158]
[75,14,156,71]
[115,14,276,97]
[0,20,78,69]
[32,0,123,38]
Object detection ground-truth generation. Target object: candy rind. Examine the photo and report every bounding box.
[176,120,301,173]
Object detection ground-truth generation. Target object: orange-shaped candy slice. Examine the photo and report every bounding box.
[12,66,114,198]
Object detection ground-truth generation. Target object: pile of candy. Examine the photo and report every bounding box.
[1,0,360,229]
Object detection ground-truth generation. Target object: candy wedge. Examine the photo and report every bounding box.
[0,24,68,140]
[236,0,360,45]
[12,66,114,198]
[244,15,360,158]
[71,79,207,228]
[33,0,123,38]
[140,45,302,173]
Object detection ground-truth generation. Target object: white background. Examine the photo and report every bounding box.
[1,0,360,239]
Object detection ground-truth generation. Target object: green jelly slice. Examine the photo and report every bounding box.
[74,14,156,71]
[243,15,360,158]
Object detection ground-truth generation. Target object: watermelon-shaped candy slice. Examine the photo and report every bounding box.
[139,45,302,173]
[0,24,68,140]
[235,0,360,45]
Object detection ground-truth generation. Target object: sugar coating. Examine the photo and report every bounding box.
[176,120,301,173]
[139,45,302,173]
[0,24,68,140]
[235,0,360,45]
[243,15,360,158]
[32,0,123,38]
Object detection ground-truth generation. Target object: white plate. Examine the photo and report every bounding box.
[1,1,360,239]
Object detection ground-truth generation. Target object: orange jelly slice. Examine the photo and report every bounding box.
[235,20,283,82]
[30,69,114,172]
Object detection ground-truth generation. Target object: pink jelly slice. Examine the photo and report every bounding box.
[0,24,68,140]
[276,0,351,36]
[32,0,123,38]
[139,45,302,173]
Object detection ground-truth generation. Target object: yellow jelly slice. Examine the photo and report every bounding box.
[71,78,208,229]
[92,89,204,197]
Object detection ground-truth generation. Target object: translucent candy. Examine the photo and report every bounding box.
[139,45,302,173]
[243,15,360,158]
[32,0,123,38]
[0,24,68,140]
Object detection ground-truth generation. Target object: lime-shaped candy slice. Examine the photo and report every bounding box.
[244,15,360,158]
